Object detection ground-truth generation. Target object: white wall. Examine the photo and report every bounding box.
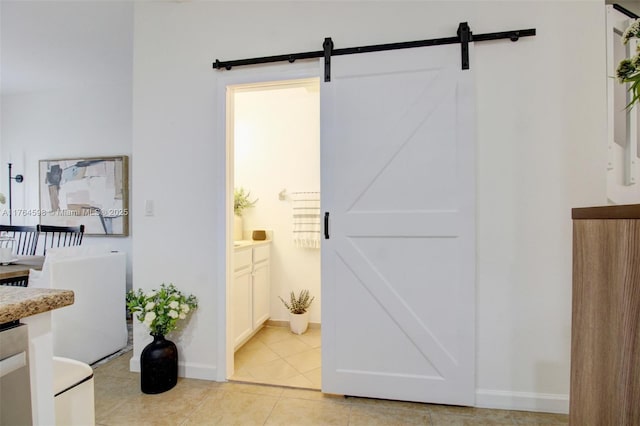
[234,83,321,323]
[131,0,606,413]
[0,0,610,412]
[0,1,133,285]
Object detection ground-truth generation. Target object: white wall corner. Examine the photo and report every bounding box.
[475,389,569,415]
[129,357,139,373]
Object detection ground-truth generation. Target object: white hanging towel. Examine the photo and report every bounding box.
[292,191,321,249]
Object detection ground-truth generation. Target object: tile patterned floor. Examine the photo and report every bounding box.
[230,325,322,389]
[94,352,569,425]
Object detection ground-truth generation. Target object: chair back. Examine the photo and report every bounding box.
[37,225,85,255]
[0,276,29,287]
[0,225,40,256]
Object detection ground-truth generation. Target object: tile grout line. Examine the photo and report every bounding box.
[262,405,276,425]
[178,383,218,426]
[235,326,321,389]
[263,389,285,426]
[345,403,353,426]
[265,330,321,388]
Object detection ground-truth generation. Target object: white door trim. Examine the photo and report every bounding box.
[214,61,321,381]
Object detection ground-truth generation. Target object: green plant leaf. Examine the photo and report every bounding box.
[279,289,314,314]
[234,187,258,216]
[125,283,198,336]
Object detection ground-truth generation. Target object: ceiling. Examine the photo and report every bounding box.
[0,1,133,96]
[4,1,640,96]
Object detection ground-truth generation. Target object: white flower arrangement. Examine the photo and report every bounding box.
[616,19,640,109]
[126,283,198,336]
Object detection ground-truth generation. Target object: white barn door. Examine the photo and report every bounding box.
[320,44,476,405]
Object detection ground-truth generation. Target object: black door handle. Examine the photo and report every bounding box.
[324,212,330,239]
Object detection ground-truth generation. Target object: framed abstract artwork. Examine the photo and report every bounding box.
[39,156,129,236]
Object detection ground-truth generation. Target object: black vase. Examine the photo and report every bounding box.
[140,333,178,394]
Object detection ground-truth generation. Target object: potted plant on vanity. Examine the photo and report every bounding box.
[279,289,315,335]
[126,283,198,394]
[234,187,258,240]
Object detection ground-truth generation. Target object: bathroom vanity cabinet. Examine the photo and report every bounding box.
[233,241,271,350]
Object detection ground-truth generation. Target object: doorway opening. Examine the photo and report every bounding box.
[225,77,322,389]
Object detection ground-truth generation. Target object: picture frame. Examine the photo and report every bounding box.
[39,156,129,236]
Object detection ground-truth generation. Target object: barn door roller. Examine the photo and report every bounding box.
[212,22,535,81]
[323,37,333,82]
[458,22,471,70]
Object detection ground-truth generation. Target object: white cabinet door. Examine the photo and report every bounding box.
[252,260,270,329]
[233,265,253,349]
[321,44,476,405]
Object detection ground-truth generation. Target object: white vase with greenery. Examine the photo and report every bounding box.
[234,187,257,240]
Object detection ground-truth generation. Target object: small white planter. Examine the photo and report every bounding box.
[289,311,309,335]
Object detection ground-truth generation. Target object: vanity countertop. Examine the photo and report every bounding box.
[234,239,272,249]
[0,287,74,324]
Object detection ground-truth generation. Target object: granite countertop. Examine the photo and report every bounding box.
[0,287,74,323]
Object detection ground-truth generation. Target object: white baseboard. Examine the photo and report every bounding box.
[181,362,218,380]
[266,319,321,329]
[129,358,218,381]
[475,389,569,414]
[129,355,139,372]
[129,354,566,413]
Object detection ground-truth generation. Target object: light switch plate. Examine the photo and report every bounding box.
[144,200,154,216]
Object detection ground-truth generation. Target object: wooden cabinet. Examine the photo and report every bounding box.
[570,204,640,425]
[232,243,271,350]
